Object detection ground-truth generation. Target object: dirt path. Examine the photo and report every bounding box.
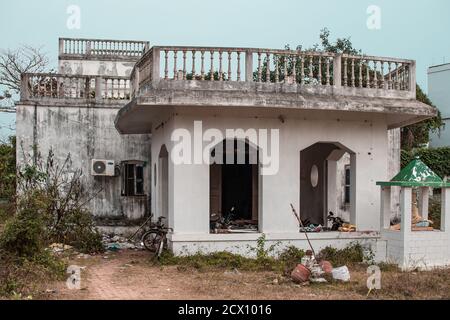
[52,250,208,300]
[45,250,362,300]
[43,249,450,300]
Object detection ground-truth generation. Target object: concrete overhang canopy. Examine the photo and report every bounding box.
[377,157,450,188]
[115,82,437,134]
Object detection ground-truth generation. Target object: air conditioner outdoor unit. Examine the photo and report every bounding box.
[91,159,115,176]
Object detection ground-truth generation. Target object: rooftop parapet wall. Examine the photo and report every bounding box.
[59,38,150,62]
[130,46,417,100]
[20,73,131,103]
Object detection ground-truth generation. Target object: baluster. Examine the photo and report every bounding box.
[182,50,187,80]
[164,50,169,79]
[373,61,378,88]
[191,51,196,80]
[366,60,370,88]
[387,62,392,89]
[359,59,363,88]
[395,63,399,90]
[173,50,178,80]
[257,52,262,82]
[318,56,322,85]
[265,52,270,82]
[283,55,288,82]
[275,55,279,83]
[210,51,214,81]
[219,51,223,81]
[300,56,304,85]
[343,58,348,86]
[380,61,385,89]
[351,59,355,87]
[201,51,205,80]
[227,51,232,81]
[326,57,330,86]
[292,55,297,83]
[237,52,241,81]
[77,78,81,98]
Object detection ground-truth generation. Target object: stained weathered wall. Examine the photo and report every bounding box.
[150,110,390,237]
[15,102,152,221]
[59,59,135,77]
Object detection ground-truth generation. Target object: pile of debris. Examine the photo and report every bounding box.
[210,211,258,233]
[290,250,351,284]
[102,234,143,251]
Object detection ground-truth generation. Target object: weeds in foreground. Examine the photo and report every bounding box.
[0,248,66,298]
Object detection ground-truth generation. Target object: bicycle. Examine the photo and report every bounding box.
[141,216,172,257]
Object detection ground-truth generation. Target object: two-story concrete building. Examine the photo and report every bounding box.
[17,38,448,269]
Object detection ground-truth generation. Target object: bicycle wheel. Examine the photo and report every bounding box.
[142,231,162,253]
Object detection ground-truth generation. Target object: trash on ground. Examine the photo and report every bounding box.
[102,234,143,251]
[331,266,351,282]
[48,243,73,253]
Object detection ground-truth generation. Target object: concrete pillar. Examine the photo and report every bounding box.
[441,187,450,232]
[419,187,430,220]
[327,160,338,215]
[333,54,342,87]
[245,51,254,82]
[380,186,391,230]
[349,153,357,226]
[400,187,412,268]
[151,48,161,85]
[400,187,412,239]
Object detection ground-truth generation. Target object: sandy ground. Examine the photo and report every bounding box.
[41,249,449,300]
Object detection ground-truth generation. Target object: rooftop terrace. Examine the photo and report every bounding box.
[18,39,436,132]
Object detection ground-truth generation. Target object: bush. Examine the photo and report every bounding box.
[0,193,48,257]
[156,243,305,273]
[0,248,66,298]
[0,149,103,256]
[401,148,450,178]
[0,136,16,201]
[318,243,365,266]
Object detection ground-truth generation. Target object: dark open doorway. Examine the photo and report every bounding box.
[210,139,259,233]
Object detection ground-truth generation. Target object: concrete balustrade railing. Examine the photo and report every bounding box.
[20,73,131,101]
[130,46,416,98]
[59,38,150,58]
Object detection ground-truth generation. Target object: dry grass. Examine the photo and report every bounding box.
[40,250,450,300]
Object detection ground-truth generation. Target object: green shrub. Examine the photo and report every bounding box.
[429,194,441,229]
[156,244,305,273]
[401,148,450,178]
[277,245,305,272]
[0,248,66,298]
[1,149,105,255]
[0,197,48,257]
[318,242,365,266]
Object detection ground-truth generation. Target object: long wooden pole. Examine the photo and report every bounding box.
[290,203,316,257]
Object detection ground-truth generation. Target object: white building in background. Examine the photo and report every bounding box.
[428,63,450,147]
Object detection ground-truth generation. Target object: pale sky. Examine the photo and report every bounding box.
[1,0,450,139]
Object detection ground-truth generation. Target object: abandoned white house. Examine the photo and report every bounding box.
[16,38,449,269]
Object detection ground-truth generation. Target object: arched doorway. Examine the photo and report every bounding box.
[209,139,259,233]
[158,145,169,221]
[300,142,355,227]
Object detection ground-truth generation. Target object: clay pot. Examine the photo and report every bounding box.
[291,264,311,283]
[319,260,333,274]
